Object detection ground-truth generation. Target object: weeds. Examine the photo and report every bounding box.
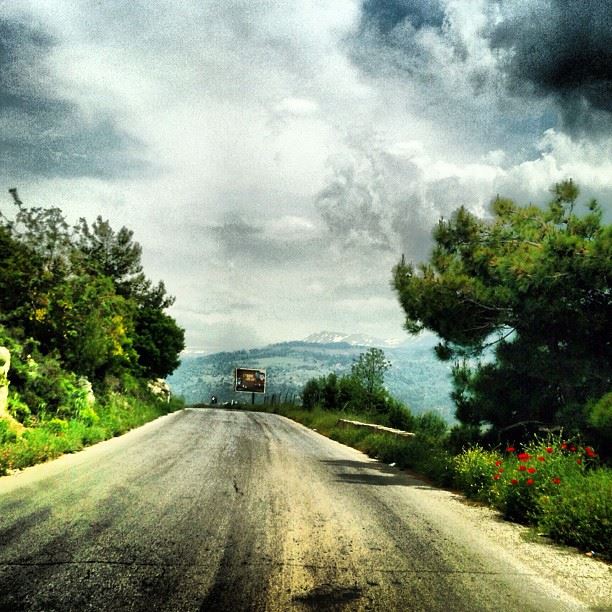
[0,393,183,476]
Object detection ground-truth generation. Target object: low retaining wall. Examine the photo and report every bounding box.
[337,419,415,438]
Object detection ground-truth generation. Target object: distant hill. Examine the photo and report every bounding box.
[167,332,456,422]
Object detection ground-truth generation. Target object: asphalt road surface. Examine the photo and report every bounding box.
[0,408,609,611]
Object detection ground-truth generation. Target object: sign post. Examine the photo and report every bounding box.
[234,368,266,401]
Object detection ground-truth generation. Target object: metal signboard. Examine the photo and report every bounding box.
[235,367,266,394]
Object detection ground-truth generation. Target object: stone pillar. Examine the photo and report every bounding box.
[0,347,10,418]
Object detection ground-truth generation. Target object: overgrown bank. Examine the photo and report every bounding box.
[258,403,611,558]
[0,392,183,476]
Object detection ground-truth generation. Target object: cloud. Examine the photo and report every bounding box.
[359,0,445,35]
[348,0,554,157]
[315,132,508,262]
[2,1,611,353]
[207,215,323,267]
[0,15,144,180]
[488,0,612,135]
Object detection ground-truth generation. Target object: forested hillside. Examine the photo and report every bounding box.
[167,335,456,421]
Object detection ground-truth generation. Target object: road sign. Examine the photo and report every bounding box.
[235,367,266,394]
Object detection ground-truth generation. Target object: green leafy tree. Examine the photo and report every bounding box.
[1,190,184,387]
[75,215,183,378]
[351,348,391,396]
[132,306,184,379]
[392,181,611,435]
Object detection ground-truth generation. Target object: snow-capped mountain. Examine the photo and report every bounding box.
[303,331,404,348]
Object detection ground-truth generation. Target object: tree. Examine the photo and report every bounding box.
[392,181,611,435]
[132,307,184,379]
[1,191,185,385]
[350,347,392,412]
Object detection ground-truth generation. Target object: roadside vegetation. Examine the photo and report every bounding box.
[264,181,611,557]
[0,190,185,475]
[0,393,183,475]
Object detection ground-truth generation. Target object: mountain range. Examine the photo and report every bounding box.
[167,332,456,422]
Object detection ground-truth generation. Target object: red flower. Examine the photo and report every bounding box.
[511,479,518,485]
[537,456,545,462]
[576,459,582,465]
[495,460,502,466]
[526,478,535,486]
[518,465,527,471]
[527,467,537,474]
[517,452,531,462]
[493,474,500,480]
[551,477,561,485]
[506,446,516,453]
[561,442,567,449]
[545,447,553,454]
[569,445,577,452]
[498,468,504,473]
[585,447,597,458]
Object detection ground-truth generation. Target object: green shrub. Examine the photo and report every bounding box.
[447,424,483,455]
[7,392,31,423]
[0,446,10,475]
[387,399,415,431]
[43,418,69,435]
[0,419,17,444]
[588,392,612,453]
[414,412,448,438]
[490,437,605,526]
[537,468,612,554]
[453,446,501,500]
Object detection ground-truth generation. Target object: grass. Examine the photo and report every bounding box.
[0,393,184,475]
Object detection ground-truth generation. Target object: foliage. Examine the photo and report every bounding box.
[537,468,611,554]
[0,191,185,473]
[350,348,392,411]
[392,181,611,439]
[301,348,414,423]
[587,392,612,453]
[0,392,183,476]
[453,446,500,499]
[0,192,184,390]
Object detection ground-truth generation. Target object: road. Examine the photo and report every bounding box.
[0,408,609,611]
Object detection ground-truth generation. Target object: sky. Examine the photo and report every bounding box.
[1,0,611,354]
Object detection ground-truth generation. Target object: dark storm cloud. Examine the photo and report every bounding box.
[0,17,144,179]
[352,0,447,76]
[489,0,612,133]
[360,0,445,35]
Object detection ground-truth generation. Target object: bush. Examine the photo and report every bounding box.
[488,437,606,527]
[453,446,501,500]
[7,392,31,423]
[44,418,69,435]
[537,468,612,554]
[588,392,612,455]
[414,412,448,439]
[0,419,17,444]
[447,424,483,455]
[387,398,415,431]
